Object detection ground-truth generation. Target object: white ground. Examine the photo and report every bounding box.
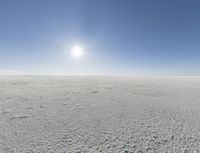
[1,76,200,153]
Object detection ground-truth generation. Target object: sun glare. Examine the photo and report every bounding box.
[71,45,84,58]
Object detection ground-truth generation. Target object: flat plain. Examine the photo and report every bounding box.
[1,76,200,153]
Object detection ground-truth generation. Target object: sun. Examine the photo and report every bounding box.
[70,45,84,58]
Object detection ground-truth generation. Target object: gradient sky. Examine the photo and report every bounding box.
[0,0,200,75]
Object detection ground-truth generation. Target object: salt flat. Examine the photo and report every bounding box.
[1,76,200,153]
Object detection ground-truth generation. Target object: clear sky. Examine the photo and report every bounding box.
[0,0,200,75]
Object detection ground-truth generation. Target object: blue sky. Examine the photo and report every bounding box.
[0,0,200,75]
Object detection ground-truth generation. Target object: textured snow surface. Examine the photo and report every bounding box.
[1,76,200,153]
